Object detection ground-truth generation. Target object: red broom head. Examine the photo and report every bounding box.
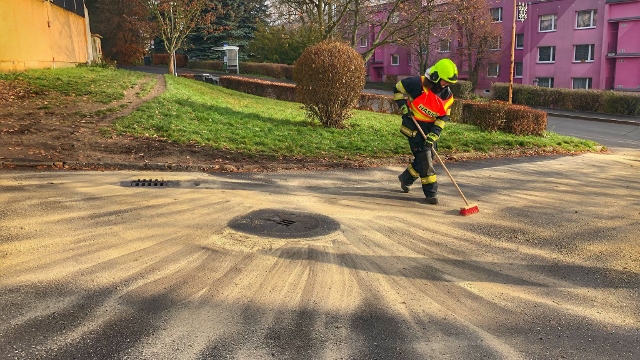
[459,205,479,216]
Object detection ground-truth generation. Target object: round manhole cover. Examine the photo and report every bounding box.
[228,209,340,239]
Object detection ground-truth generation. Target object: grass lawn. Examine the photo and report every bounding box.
[1,67,601,161]
[114,75,600,160]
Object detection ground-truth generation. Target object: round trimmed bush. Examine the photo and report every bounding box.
[293,40,365,128]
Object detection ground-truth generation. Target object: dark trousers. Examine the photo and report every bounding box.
[399,116,438,198]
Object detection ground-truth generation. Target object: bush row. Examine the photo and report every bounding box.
[153,54,188,67]
[218,76,297,102]
[211,76,546,135]
[457,101,547,135]
[492,82,640,116]
[187,61,295,80]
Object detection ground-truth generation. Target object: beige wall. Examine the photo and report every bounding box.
[0,0,90,72]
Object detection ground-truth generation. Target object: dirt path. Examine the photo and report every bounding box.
[1,150,638,359]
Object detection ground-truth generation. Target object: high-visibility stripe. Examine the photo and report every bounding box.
[394,92,405,101]
[443,96,454,111]
[400,125,417,137]
[395,82,408,97]
[421,175,437,184]
[408,165,420,178]
[434,119,445,129]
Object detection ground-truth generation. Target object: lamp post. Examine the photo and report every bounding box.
[509,1,527,103]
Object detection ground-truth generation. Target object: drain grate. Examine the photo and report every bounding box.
[130,178,165,187]
[228,209,340,239]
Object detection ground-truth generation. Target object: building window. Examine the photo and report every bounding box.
[491,36,501,50]
[577,10,597,29]
[439,39,451,52]
[537,77,554,88]
[391,54,399,66]
[539,14,557,32]
[515,34,524,49]
[491,7,503,22]
[574,44,595,62]
[538,46,556,62]
[514,62,523,78]
[572,78,592,89]
[487,63,499,77]
[359,37,367,47]
[457,38,463,48]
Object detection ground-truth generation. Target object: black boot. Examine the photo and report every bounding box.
[398,175,410,193]
[425,196,439,204]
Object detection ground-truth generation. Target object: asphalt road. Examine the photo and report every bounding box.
[548,116,640,149]
[1,150,639,359]
[1,68,638,359]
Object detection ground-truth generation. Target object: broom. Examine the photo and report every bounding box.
[411,116,479,216]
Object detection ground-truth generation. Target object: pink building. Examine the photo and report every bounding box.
[361,0,640,93]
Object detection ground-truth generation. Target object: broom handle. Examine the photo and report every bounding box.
[411,116,471,206]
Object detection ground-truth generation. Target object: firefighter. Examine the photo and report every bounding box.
[394,58,458,204]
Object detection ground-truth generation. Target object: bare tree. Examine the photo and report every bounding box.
[270,0,429,62]
[141,0,218,74]
[446,0,502,92]
[392,0,452,75]
[348,0,432,62]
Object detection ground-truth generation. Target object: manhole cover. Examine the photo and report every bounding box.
[228,209,340,239]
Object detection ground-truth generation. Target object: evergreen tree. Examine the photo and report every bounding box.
[245,24,321,65]
[186,0,268,61]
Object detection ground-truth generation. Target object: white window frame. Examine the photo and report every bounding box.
[572,78,592,89]
[538,46,556,63]
[491,7,503,22]
[439,39,451,52]
[491,36,501,50]
[514,62,523,78]
[576,10,597,29]
[359,37,367,48]
[537,77,554,88]
[487,63,499,77]
[574,44,595,62]
[391,54,400,66]
[515,34,524,49]
[539,14,557,32]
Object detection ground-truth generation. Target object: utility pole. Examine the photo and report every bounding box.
[510,2,528,103]
[509,0,516,104]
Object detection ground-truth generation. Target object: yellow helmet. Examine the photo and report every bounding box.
[426,58,458,84]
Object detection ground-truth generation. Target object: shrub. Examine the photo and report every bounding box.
[293,40,365,128]
[492,82,640,116]
[449,80,474,100]
[219,76,296,102]
[462,100,547,135]
[153,54,188,67]
[601,91,640,116]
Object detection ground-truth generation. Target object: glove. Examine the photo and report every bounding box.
[399,104,412,116]
[424,132,439,147]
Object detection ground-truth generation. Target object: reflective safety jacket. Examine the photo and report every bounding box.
[394,76,454,134]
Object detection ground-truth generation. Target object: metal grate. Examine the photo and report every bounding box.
[268,217,296,227]
[130,179,164,187]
